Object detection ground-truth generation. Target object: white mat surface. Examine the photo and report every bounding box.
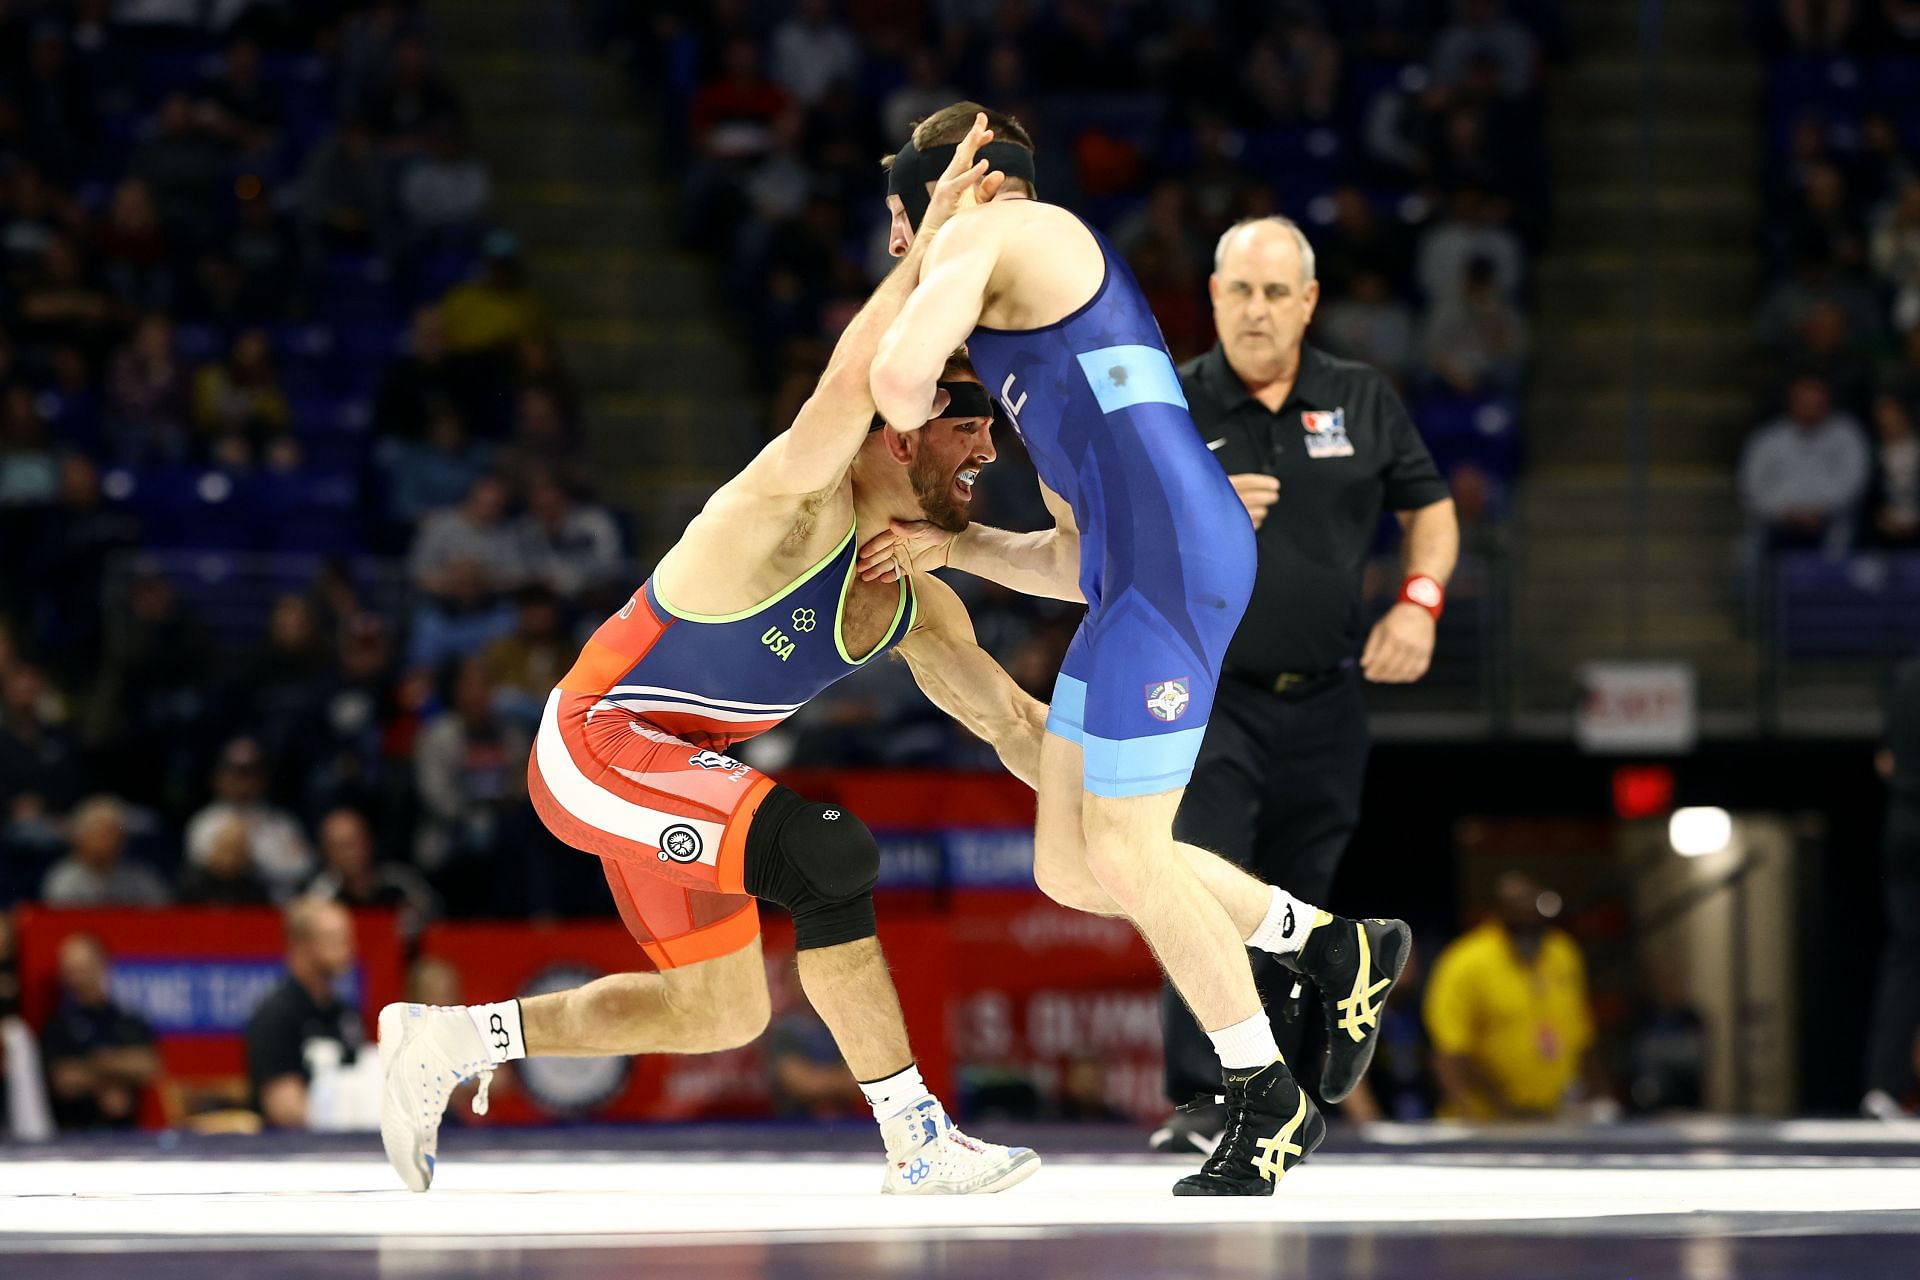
[7,1153,1919,1246]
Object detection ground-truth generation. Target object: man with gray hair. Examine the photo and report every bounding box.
[41,796,171,908]
[1152,214,1460,1152]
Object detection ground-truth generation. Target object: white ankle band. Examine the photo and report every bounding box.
[859,1062,927,1122]
[465,1000,526,1064]
[1207,1010,1280,1073]
[1246,887,1318,955]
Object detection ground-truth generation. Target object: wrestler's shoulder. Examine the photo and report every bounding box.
[953,198,1075,235]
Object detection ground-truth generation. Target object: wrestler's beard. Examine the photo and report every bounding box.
[908,447,970,533]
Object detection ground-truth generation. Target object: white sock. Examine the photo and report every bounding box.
[464,1000,526,1064]
[1245,886,1328,955]
[1207,1010,1280,1073]
[859,1062,928,1122]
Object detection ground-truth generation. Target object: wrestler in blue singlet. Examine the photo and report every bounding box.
[965,214,1256,798]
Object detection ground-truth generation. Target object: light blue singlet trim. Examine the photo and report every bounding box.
[1044,673,1207,798]
[1074,345,1189,415]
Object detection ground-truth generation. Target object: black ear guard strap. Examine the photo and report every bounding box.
[886,137,1038,228]
[868,379,997,432]
[936,379,994,421]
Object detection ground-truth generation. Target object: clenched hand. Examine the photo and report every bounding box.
[1360,603,1435,683]
[1230,473,1281,530]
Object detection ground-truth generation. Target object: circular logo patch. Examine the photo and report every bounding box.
[658,823,704,863]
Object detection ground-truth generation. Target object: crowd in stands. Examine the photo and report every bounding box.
[615,0,1559,529]
[0,1,627,954]
[1741,1,1920,555]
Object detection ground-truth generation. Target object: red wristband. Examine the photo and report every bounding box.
[1398,574,1445,620]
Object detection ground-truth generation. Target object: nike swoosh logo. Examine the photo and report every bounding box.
[1206,438,1228,451]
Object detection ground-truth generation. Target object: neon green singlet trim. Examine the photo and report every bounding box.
[651,522,855,624]
[835,546,911,666]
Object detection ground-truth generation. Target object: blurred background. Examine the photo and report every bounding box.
[1,0,1917,1142]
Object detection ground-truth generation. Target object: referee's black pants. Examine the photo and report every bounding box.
[1161,668,1370,1107]
[1865,807,1920,1101]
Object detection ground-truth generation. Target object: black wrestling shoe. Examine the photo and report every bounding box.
[1148,1100,1226,1155]
[1170,1059,1324,1197]
[1283,915,1412,1103]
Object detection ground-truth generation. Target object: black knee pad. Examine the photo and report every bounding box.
[742,785,879,950]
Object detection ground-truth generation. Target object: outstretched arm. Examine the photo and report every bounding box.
[951,478,1081,600]
[858,478,1084,602]
[870,210,1002,431]
[750,116,1001,495]
[895,573,1048,786]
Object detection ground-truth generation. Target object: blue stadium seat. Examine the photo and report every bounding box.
[1768,57,1865,147]
[335,319,408,363]
[1871,55,1920,105]
[272,322,337,363]
[322,292,403,329]
[133,49,219,103]
[411,248,480,303]
[174,323,227,366]
[1775,552,1920,657]
[275,323,342,402]
[289,389,374,435]
[112,465,267,551]
[1346,61,1415,107]
[1416,393,1522,482]
[296,431,374,475]
[260,469,364,556]
[275,56,340,161]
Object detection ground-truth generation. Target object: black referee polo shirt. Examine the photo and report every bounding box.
[1891,657,1920,808]
[1178,342,1450,682]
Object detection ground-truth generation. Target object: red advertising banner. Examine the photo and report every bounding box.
[12,904,403,1082]
[777,770,1036,830]
[942,890,1167,1123]
[9,776,1172,1130]
[414,893,1163,1126]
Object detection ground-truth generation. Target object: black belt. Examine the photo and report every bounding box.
[1224,665,1350,698]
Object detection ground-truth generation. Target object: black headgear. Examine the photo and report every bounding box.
[869,379,997,433]
[885,136,1038,229]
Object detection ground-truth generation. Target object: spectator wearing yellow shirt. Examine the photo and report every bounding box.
[192,328,290,466]
[440,230,548,354]
[1423,871,1608,1120]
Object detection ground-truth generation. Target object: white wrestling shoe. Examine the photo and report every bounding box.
[879,1095,1041,1194]
[377,1002,494,1192]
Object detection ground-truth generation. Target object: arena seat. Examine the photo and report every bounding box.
[1776,553,1920,658]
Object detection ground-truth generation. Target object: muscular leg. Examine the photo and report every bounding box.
[1035,779,1275,939]
[518,933,913,1082]
[1163,720,1269,1107]
[520,938,772,1057]
[795,937,912,1081]
[1043,734,1262,1032]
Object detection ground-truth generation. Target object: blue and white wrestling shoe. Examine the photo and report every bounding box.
[377,1002,494,1193]
[879,1095,1041,1195]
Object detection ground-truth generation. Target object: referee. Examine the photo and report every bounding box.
[1864,656,1920,1119]
[1153,217,1459,1151]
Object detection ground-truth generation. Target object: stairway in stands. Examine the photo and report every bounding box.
[1517,0,1762,726]
[423,0,758,563]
